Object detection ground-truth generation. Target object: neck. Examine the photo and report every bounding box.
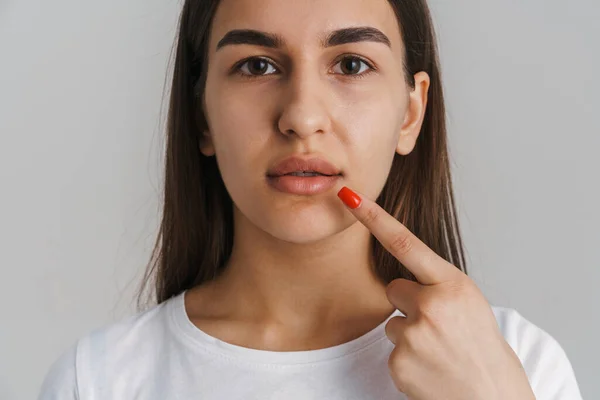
[193,205,395,336]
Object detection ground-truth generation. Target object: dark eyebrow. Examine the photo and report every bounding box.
[216,26,391,51]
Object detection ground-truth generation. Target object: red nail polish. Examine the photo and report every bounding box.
[337,187,362,209]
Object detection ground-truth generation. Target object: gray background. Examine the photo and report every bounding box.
[0,1,597,399]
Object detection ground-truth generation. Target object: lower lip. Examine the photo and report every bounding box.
[266,175,341,195]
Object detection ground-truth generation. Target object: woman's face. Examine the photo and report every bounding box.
[200,0,428,243]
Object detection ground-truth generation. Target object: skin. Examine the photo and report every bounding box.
[340,189,535,399]
[186,0,535,397]
[189,0,426,347]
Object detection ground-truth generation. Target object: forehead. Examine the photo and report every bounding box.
[208,0,403,52]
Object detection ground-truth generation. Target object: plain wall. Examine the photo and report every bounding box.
[0,1,597,399]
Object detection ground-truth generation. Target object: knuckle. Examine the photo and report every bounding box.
[388,349,410,392]
[442,280,474,304]
[415,294,443,320]
[448,281,469,297]
[387,347,406,371]
[389,232,413,257]
[363,206,380,225]
[402,323,420,344]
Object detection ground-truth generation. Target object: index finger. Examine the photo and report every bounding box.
[337,186,459,285]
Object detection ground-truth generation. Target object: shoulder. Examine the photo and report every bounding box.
[490,305,567,363]
[37,295,180,400]
[490,305,583,399]
[37,341,80,400]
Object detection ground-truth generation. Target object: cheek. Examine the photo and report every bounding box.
[342,97,402,158]
[335,91,406,194]
[333,79,405,145]
[205,88,271,175]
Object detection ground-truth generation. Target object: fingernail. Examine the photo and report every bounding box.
[337,187,362,209]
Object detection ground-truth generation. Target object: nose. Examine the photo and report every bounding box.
[277,71,333,139]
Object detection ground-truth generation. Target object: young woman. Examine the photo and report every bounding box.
[39,0,583,399]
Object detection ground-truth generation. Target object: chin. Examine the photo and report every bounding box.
[268,221,340,244]
[251,198,350,244]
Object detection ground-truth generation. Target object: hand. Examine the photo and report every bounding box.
[337,187,536,400]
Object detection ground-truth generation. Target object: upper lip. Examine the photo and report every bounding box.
[267,155,342,177]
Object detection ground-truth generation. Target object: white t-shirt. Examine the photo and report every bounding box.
[38,290,583,399]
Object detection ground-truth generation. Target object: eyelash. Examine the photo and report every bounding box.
[232,55,377,80]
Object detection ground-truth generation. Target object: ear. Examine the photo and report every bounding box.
[396,71,430,156]
[199,130,215,156]
[197,96,216,156]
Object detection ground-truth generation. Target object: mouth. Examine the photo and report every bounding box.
[266,155,343,195]
[266,156,342,178]
[274,171,337,177]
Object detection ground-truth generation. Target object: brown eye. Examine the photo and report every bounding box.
[335,56,373,76]
[341,58,361,74]
[238,57,277,76]
[247,59,268,74]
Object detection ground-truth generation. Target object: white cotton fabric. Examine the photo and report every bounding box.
[38,291,583,400]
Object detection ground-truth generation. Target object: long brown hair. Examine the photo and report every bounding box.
[138,0,467,307]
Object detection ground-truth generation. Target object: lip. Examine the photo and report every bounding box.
[267,175,341,195]
[266,155,342,195]
[267,156,341,177]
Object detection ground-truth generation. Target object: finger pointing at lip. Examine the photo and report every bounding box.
[337,186,461,286]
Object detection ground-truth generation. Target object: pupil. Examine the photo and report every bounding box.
[249,59,268,74]
[342,58,360,74]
